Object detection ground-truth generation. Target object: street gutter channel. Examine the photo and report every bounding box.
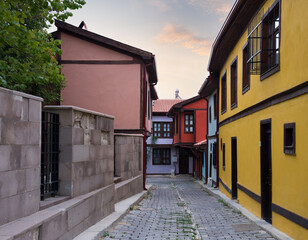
[173,183,202,240]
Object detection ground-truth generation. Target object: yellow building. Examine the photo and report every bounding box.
[207,0,308,239]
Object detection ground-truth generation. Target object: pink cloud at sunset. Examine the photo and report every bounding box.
[156,24,212,56]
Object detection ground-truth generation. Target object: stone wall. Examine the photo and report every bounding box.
[0,87,43,226]
[114,134,143,202]
[44,106,115,198]
[114,134,143,181]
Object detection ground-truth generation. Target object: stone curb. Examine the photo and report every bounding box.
[195,180,293,240]
[74,185,153,240]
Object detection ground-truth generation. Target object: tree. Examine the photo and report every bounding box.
[0,0,86,103]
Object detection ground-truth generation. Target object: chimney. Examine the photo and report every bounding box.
[175,89,181,99]
[78,21,88,30]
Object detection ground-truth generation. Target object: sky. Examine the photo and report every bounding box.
[51,0,235,99]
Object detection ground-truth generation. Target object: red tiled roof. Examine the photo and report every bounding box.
[153,99,184,113]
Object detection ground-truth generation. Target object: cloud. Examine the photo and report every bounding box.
[216,3,233,14]
[156,24,211,56]
[148,0,171,12]
[184,0,234,15]
[147,0,178,12]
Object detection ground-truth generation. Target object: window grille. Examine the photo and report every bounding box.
[41,111,60,200]
[247,9,264,75]
[261,2,280,75]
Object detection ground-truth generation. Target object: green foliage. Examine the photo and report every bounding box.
[0,0,86,103]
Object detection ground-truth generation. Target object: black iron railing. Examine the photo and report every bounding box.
[41,111,60,200]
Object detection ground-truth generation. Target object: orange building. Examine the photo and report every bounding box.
[167,96,207,177]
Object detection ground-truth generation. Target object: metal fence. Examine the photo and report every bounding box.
[41,111,60,200]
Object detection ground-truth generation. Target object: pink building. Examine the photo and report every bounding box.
[53,20,158,188]
[53,20,158,134]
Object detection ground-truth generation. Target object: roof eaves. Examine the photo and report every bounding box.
[198,75,217,97]
[208,0,266,73]
[55,20,153,60]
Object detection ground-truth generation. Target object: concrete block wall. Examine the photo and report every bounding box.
[114,134,143,203]
[0,87,43,226]
[44,106,115,198]
[114,134,143,181]
[0,184,115,240]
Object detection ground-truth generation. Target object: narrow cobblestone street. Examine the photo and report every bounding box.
[102,176,276,240]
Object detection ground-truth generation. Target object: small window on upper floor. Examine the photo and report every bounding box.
[153,122,172,138]
[261,0,280,79]
[213,93,217,120]
[230,58,238,109]
[221,73,227,114]
[242,43,250,94]
[184,114,194,133]
[209,106,212,123]
[284,123,295,155]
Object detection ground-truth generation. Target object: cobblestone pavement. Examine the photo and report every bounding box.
[102,176,276,240]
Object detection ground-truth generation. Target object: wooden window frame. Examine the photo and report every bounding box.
[231,57,238,110]
[242,42,250,94]
[221,72,227,114]
[213,93,217,120]
[222,143,226,170]
[284,123,295,155]
[153,122,172,138]
[152,148,171,165]
[184,113,194,133]
[261,0,280,80]
[209,106,212,123]
[213,142,217,168]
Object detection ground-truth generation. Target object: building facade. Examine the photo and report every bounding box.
[199,77,218,186]
[53,20,158,188]
[146,99,183,175]
[205,0,308,239]
[167,96,207,177]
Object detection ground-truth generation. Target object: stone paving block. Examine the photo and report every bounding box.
[103,176,276,240]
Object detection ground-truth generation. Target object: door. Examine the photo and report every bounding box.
[179,156,189,174]
[260,119,272,223]
[231,137,238,200]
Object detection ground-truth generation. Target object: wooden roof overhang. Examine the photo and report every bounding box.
[167,96,201,117]
[198,75,217,98]
[54,20,158,85]
[208,0,266,75]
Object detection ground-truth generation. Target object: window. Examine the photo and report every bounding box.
[231,58,238,109]
[284,123,295,155]
[152,148,171,165]
[153,122,172,138]
[221,73,227,114]
[184,114,194,133]
[213,93,217,120]
[162,123,171,137]
[209,106,212,123]
[213,143,217,167]
[261,0,280,78]
[153,122,161,137]
[242,43,250,93]
[222,143,225,170]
